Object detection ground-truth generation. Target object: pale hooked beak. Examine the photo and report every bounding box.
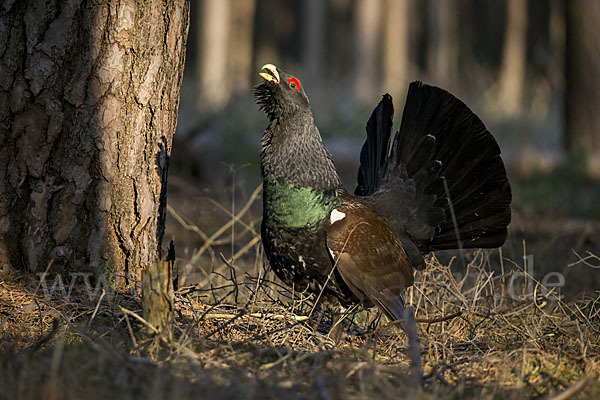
[259,64,280,84]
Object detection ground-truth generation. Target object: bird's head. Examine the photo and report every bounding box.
[254,64,311,121]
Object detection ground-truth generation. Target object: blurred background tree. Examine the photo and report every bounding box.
[177,0,589,183]
[169,0,600,296]
[565,0,600,174]
[497,0,528,115]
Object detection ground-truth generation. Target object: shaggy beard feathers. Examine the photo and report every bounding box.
[253,83,280,120]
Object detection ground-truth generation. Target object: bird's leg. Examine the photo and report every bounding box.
[328,311,346,343]
[327,299,352,344]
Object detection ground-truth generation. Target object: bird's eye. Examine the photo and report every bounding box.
[287,77,301,93]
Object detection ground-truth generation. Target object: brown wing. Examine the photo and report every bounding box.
[326,196,415,321]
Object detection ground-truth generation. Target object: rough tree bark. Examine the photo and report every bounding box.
[565,0,600,173]
[0,0,190,289]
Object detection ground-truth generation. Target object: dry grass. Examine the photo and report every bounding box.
[1,247,599,399]
[1,183,599,399]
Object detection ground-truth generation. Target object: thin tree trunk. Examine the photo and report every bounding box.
[0,0,190,289]
[196,0,231,111]
[548,0,565,90]
[382,0,410,103]
[302,0,326,85]
[229,0,256,94]
[354,0,382,103]
[427,0,458,90]
[497,0,528,116]
[565,0,600,173]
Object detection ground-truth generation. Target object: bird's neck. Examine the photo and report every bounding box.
[260,116,341,190]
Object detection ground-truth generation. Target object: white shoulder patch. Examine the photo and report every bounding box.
[329,209,346,224]
[328,247,336,258]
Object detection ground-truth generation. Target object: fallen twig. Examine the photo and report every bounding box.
[363,310,464,337]
[86,288,106,333]
[119,306,159,334]
[203,312,309,321]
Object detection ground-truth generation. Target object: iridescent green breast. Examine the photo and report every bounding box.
[263,180,341,229]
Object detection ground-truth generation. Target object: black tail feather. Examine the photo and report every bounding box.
[355,94,394,196]
[355,82,512,253]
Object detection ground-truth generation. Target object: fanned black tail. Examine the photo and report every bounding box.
[355,82,511,252]
[356,94,394,197]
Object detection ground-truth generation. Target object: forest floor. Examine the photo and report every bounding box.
[2,168,600,400]
[1,254,599,400]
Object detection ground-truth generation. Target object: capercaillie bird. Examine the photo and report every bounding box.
[254,64,511,338]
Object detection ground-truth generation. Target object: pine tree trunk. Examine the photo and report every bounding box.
[301,0,325,85]
[196,0,231,111]
[565,0,600,173]
[229,0,256,94]
[0,0,190,289]
[548,0,565,90]
[354,0,382,104]
[427,0,458,90]
[497,0,528,116]
[382,0,409,103]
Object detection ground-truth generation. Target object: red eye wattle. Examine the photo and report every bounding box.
[287,77,301,93]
